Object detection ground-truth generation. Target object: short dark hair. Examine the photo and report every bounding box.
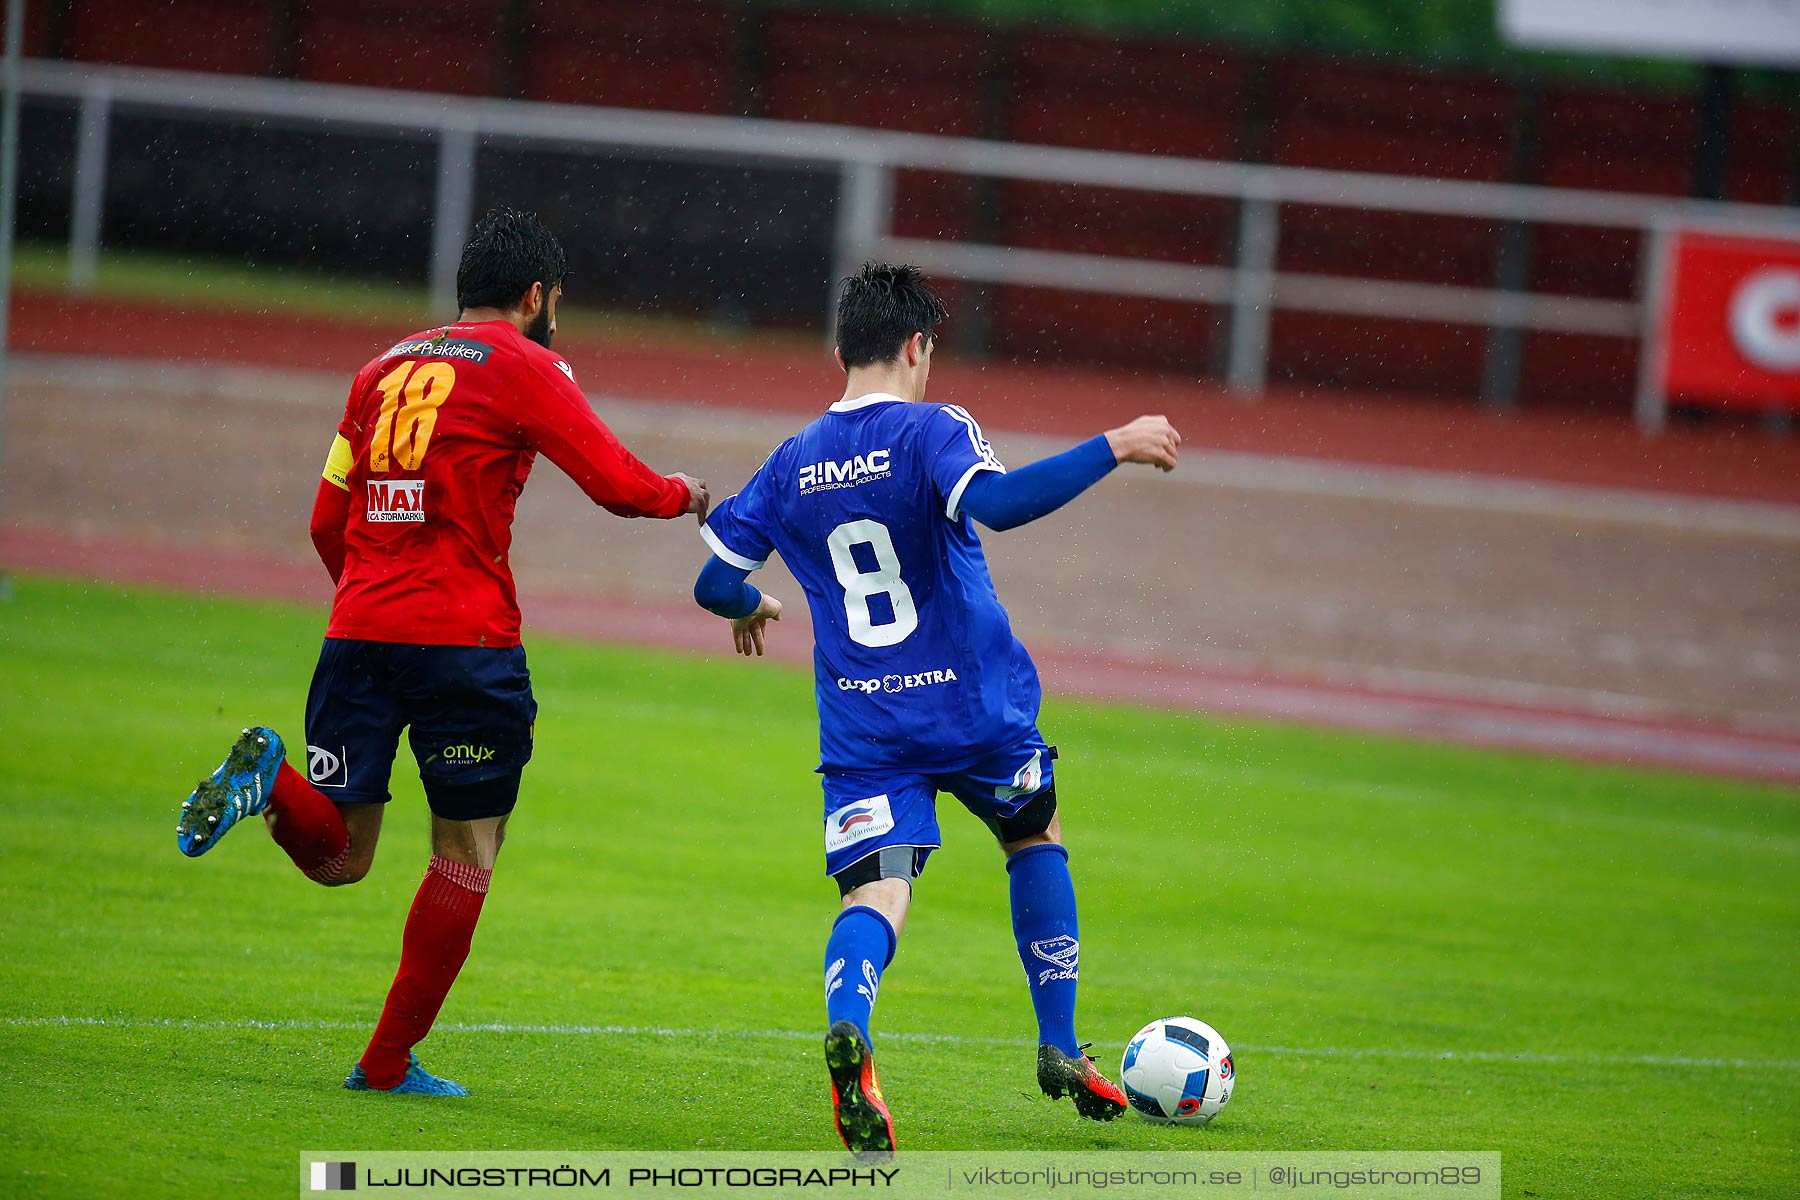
[455,206,567,312]
[834,262,947,369]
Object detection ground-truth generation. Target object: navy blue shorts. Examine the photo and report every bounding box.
[303,638,537,821]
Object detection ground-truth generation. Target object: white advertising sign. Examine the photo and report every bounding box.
[1499,0,1800,67]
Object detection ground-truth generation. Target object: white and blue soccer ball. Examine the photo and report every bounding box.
[1119,1016,1234,1125]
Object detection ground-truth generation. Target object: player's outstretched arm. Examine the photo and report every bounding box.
[520,358,709,521]
[958,415,1181,532]
[693,555,783,656]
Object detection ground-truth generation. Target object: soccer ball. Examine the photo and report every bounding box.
[1119,1016,1234,1125]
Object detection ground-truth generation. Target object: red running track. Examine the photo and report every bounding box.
[14,288,1800,506]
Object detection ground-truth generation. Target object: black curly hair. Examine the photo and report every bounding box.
[455,206,567,313]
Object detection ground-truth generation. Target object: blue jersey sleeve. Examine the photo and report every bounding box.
[923,404,1007,520]
[693,555,761,618]
[701,452,780,570]
[958,434,1116,531]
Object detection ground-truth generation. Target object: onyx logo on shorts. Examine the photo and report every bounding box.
[824,793,894,853]
[441,743,496,767]
[307,744,349,788]
[367,479,425,523]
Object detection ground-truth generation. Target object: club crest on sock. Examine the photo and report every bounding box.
[1029,934,1080,984]
[825,957,845,1001]
[857,959,881,1006]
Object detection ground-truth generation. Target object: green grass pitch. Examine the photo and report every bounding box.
[0,575,1795,1197]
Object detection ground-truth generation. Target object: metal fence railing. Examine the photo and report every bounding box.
[18,59,1800,424]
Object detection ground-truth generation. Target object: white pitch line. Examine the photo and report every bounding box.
[4,1016,1795,1073]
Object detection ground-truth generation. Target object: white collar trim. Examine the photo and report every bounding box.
[829,392,907,414]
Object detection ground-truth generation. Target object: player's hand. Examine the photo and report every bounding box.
[672,472,711,524]
[1104,415,1181,472]
[731,593,783,657]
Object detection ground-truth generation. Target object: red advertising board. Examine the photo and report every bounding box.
[1652,228,1800,413]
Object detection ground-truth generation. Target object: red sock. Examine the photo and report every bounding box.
[266,761,350,883]
[359,856,491,1088]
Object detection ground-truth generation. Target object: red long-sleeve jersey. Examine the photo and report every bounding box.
[310,318,688,647]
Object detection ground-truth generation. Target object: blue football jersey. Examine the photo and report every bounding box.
[703,392,1041,773]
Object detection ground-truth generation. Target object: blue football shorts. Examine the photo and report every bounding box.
[302,638,537,821]
[820,727,1057,880]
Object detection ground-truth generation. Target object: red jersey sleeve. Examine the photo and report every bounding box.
[310,477,350,584]
[515,355,689,519]
[311,364,375,583]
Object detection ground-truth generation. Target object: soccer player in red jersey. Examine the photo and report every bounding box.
[174,208,710,1095]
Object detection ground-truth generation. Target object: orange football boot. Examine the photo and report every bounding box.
[1037,1042,1128,1120]
[824,1021,896,1155]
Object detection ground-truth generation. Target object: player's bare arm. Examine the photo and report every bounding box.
[671,471,712,524]
[731,592,783,657]
[1104,415,1182,472]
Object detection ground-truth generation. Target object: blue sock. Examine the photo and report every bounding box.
[824,905,896,1046]
[1007,843,1082,1056]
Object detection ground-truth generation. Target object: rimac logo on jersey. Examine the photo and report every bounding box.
[824,793,895,853]
[367,479,425,523]
[799,449,891,494]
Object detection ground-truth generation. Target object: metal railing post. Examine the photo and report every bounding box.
[1479,218,1533,412]
[1633,221,1673,435]
[429,120,478,319]
[828,157,892,343]
[67,80,111,293]
[0,0,22,589]
[1227,193,1277,393]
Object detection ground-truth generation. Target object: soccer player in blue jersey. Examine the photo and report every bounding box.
[692,263,1181,1152]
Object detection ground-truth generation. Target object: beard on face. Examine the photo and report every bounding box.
[525,302,553,349]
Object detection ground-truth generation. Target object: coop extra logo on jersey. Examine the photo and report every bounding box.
[838,667,959,695]
[799,449,891,494]
[824,793,894,852]
[366,479,426,523]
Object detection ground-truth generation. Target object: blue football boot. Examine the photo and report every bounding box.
[176,726,285,857]
[344,1054,469,1096]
